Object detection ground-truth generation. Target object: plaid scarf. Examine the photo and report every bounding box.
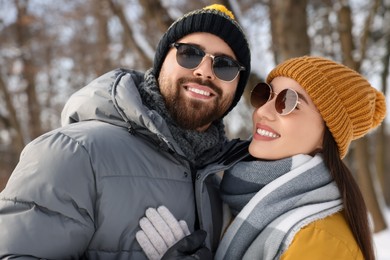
[216,154,343,260]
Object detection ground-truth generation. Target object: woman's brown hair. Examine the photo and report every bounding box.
[322,127,375,260]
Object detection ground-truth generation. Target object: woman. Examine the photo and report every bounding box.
[136,56,386,260]
[216,56,386,260]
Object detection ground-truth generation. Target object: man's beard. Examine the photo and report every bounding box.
[159,76,232,130]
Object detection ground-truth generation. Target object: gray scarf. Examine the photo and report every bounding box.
[216,154,343,260]
[138,70,226,167]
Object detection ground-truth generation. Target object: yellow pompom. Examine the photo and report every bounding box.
[204,4,235,20]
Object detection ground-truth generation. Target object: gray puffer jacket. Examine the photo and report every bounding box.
[0,69,248,259]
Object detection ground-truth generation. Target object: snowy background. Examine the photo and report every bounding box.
[374,207,390,259]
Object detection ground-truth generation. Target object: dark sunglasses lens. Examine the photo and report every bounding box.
[250,83,271,108]
[275,89,298,115]
[176,44,204,69]
[213,57,240,81]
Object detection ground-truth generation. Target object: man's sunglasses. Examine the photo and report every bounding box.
[250,82,301,115]
[171,42,245,82]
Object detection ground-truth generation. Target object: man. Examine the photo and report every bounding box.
[0,4,250,259]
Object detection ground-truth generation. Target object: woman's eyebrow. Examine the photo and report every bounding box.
[296,91,309,104]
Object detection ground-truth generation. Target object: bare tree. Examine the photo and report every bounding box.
[337,0,387,232]
[375,2,390,207]
[107,0,152,69]
[15,0,42,140]
[0,69,24,155]
[93,0,113,75]
[269,0,311,64]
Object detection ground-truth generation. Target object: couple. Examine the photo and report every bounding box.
[0,4,386,260]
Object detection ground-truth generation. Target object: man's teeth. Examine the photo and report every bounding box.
[188,87,210,96]
[256,128,279,138]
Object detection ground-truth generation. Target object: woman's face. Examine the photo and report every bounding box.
[248,76,325,160]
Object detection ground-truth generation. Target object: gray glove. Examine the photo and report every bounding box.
[136,206,191,260]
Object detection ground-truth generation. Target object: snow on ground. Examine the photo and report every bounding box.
[374,207,390,259]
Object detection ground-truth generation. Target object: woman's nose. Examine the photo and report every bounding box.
[253,98,277,120]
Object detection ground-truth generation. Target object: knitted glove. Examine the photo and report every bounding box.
[161,229,212,260]
[136,206,191,260]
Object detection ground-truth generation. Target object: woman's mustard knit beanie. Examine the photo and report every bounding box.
[267,56,387,159]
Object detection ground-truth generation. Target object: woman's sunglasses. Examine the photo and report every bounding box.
[171,42,245,82]
[250,82,301,115]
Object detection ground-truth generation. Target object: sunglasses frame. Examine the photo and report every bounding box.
[250,82,301,116]
[171,42,245,82]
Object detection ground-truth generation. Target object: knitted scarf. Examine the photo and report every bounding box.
[216,154,343,260]
[137,70,226,167]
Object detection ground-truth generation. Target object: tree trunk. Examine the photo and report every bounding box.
[15,0,42,140]
[338,2,387,232]
[94,0,112,75]
[0,74,24,154]
[269,0,310,64]
[354,139,387,232]
[376,4,390,206]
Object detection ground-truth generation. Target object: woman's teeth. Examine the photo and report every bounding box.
[256,128,280,138]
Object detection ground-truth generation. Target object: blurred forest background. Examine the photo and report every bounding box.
[0,0,389,235]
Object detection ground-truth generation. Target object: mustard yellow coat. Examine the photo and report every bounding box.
[281,211,364,259]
